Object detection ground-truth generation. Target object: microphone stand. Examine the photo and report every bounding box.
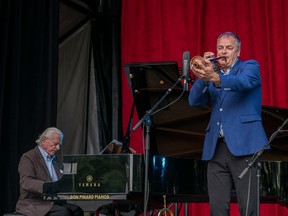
[132,75,186,216]
[238,117,288,216]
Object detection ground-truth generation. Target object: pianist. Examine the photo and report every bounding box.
[15,127,83,216]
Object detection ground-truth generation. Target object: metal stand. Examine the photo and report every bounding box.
[256,162,261,215]
[132,76,186,216]
[238,117,288,216]
[184,203,188,216]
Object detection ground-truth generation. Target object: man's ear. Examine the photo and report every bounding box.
[237,49,241,57]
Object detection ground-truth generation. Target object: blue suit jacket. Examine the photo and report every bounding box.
[188,59,268,160]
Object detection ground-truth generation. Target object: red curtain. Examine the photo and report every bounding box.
[121,0,288,215]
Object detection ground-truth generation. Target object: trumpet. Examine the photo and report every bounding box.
[190,56,227,72]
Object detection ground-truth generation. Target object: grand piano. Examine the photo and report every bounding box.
[43,62,288,212]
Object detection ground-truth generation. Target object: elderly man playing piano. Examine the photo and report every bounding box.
[16,127,83,216]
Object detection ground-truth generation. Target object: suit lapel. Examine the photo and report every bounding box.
[228,59,242,76]
[219,60,242,102]
[34,147,53,181]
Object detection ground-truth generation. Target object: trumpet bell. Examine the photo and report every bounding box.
[190,56,207,70]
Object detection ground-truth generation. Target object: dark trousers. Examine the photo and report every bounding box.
[47,202,83,216]
[207,138,258,216]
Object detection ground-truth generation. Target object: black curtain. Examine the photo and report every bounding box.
[0,0,59,214]
[0,0,122,214]
[91,0,123,150]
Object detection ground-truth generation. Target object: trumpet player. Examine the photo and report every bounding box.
[188,32,268,216]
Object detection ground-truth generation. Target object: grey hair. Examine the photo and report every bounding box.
[35,127,64,144]
[217,32,241,50]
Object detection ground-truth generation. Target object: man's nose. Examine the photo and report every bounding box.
[221,49,227,54]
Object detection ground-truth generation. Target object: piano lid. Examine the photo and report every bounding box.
[124,62,288,161]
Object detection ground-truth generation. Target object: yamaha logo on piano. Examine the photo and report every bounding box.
[78,175,101,188]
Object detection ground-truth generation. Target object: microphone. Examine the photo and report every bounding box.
[182,51,190,91]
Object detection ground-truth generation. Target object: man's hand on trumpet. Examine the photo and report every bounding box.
[190,52,221,85]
